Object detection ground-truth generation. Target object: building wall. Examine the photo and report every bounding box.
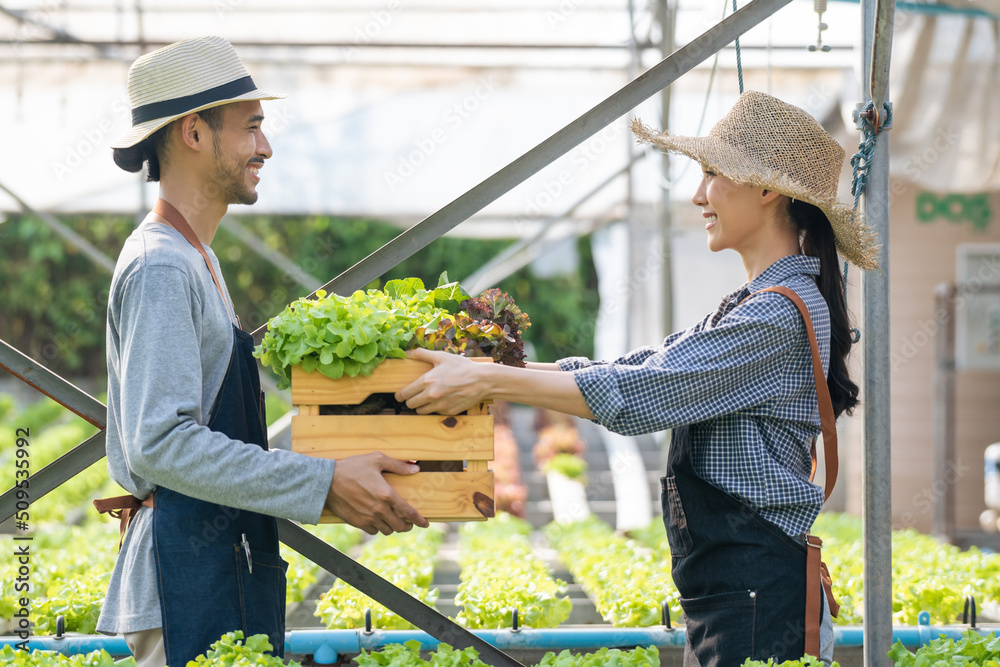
[843,182,1000,534]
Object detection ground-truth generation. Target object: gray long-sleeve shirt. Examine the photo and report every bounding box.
[96,221,336,634]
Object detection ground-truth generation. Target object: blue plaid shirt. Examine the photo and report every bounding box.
[559,255,830,536]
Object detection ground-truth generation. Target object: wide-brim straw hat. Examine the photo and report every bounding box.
[631,90,879,270]
[111,35,285,149]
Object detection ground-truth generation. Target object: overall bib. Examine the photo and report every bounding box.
[661,286,838,666]
[663,424,807,665]
[150,200,286,666]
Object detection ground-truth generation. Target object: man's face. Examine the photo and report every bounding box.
[207,100,272,206]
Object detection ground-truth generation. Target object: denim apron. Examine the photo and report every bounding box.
[149,199,287,667]
[662,424,808,665]
[660,287,825,665]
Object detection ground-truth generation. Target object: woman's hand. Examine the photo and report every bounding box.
[396,348,491,415]
[398,348,595,420]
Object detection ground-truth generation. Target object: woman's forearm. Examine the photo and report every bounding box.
[482,363,594,420]
[397,348,595,420]
[525,361,562,371]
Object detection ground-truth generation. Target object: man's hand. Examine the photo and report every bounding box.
[325,452,429,535]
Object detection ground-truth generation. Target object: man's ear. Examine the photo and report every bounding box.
[176,113,206,152]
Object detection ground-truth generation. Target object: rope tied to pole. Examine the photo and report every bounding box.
[733,0,744,93]
[850,99,893,209]
[844,99,891,344]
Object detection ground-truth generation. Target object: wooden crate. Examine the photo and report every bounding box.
[291,358,494,522]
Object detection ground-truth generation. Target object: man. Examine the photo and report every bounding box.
[95,36,427,667]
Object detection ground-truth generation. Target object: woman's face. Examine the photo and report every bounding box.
[691,169,769,255]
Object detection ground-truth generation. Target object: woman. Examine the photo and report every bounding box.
[397,91,878,665]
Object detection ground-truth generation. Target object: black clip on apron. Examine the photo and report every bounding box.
[151,199,286,667]
[661,285,839,666]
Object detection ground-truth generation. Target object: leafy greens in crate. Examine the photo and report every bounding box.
[254,275,531,390]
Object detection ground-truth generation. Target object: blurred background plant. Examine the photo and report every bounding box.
[0,213,599,384]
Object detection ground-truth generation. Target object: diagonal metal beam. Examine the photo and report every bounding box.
[251,0,794,343]
[0,181,116,274]
[0,3,86,45]
[218,217,323,292]
[0,340,109,524]
[0,339,106,429]
[277,520,525,666]
[462,155,643,295]
[0,342,522,661]
[2,0,795,652]
[0,431,106,524]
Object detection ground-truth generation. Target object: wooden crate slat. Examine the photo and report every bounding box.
[290,358,495,523]
[291,414,494,460]
[291,358,492,405]
[319,471,494,523]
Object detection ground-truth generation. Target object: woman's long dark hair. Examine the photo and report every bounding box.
[789,199,860,418]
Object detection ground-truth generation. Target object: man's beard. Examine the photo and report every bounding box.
[210,142,258,206]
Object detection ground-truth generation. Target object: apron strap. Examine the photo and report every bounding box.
[753,285,839,502]
[804,534,842,657]
[804,535,823,657]
[93,494,155,552]
[152,199,238,327]
[97,201,235,554]
[747,285,842,659]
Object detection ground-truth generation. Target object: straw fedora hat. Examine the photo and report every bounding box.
[631,90,879,270]
[111,35,284,149]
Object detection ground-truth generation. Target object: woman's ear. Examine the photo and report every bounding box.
[760,188,784,206]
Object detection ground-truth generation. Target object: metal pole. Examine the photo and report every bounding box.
[658,0,675,337]
[626,0,642,351]
[860,0,895,664]
[932,284,956,542]
[251,0,796,342]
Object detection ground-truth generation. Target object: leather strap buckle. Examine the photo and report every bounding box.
[93,493,155,552]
